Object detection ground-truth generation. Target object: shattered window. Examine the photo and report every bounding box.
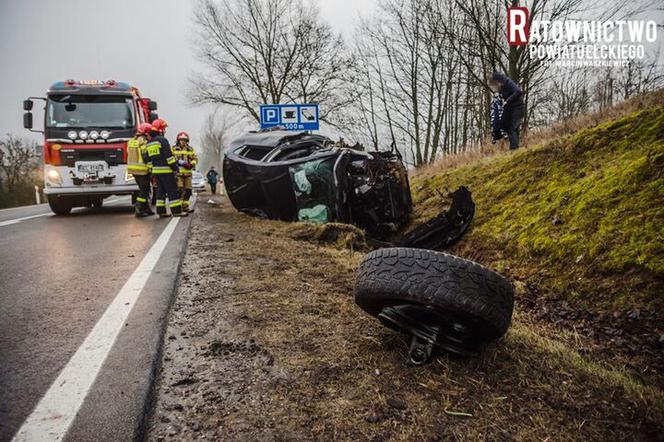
[288,158,337,224]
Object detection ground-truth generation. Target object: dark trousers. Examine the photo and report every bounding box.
[500,104,524,150]
[154,173,182,215]
[209,182,217,194]
[134,174,152,213]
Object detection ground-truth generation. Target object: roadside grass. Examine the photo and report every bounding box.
[408,101,664,316]
[180,202,663,441]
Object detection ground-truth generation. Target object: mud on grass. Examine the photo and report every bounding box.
[147,196,664,441]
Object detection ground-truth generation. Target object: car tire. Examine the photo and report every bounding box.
[48,196,73,216]
[92,197,103,208]
[355,247,514,349]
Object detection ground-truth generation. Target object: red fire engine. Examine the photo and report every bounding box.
[23,79,158,214]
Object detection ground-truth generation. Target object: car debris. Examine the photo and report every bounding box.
[355,248,514,365]
[399,186,475,250]
[223,130,474,245]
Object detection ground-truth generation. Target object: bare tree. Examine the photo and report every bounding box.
[0,134,41,208]
[190,0,354,125]
[350,0,663,166]
[198,107,243,173]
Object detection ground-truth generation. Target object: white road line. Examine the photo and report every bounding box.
[0,204,47,214]
[0,213,52,228]
[12,216,182,442]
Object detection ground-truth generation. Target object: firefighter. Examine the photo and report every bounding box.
[172,131,198,213]
[127,123,154,217]
[145,119,187,218]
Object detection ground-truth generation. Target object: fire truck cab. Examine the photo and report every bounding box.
[23,79,158,215]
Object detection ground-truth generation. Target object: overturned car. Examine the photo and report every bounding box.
[223,130,413,237]
[223,130,475,249]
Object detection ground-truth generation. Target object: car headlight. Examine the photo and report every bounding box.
[100,130,110,139]
[89,130,99,140]
[67,130,78,140]
[79,130,88,140]
[47,169,61,184]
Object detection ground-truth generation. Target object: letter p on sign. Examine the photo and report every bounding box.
[508,7,529,46]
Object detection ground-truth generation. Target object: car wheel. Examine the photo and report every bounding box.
[355,247,514,360]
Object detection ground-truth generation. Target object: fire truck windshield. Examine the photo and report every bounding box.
[46,94,135,129]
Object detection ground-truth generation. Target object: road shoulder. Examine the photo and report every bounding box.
[63,210,194,442]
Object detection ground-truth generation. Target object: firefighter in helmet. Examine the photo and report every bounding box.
[127,123,154,217]
[172,131,198,213]
[145,119,187,218]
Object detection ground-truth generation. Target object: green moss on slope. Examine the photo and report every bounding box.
[411,105,664,313]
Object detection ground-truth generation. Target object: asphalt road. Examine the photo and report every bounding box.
[0,197,192,441]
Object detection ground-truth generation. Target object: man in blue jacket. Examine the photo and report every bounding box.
[489,72,525,150]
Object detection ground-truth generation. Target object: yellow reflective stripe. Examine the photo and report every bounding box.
[128,162,149,170]
[152,166,174,174]
[156,200,165,207]
[169,200,182,207]
[166,156,176,165]
[136,197,147,203]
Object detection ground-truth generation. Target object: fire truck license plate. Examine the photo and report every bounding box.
[78,163,105,173]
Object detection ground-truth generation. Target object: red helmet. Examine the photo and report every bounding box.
[151,119,168,133]
[176,131,189,141]
[137,123,153,135]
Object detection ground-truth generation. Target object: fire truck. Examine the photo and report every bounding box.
[22,79,158,215]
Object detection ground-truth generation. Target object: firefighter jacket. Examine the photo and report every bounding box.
[172,144,198,176]
[126,135,150,176]
[145,133,178,175]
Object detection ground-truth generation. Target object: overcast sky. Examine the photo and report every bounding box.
[0,0,377,148]
[1,0,661,150]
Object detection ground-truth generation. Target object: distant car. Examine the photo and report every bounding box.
[191,171,206,193]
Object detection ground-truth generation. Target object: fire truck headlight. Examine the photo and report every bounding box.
[100,130,110,140]
[67,131,78,140]
[47,169,61,184]
[79,130,88,140]
[89,130,99,140]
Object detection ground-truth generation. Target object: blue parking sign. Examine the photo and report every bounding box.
[259,104,320,131]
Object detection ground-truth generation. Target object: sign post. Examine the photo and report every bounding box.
[259,104,320,131]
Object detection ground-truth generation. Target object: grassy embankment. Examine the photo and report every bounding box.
[411,91,664,315]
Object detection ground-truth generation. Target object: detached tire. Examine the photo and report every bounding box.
[355,248,514,353]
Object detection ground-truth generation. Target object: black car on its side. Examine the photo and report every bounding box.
[222,130,412,237]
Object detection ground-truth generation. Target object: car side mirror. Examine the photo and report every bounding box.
[148,101,158,111]
[23,112,33,129]
[149,111,158,123]
[23,99,33,111]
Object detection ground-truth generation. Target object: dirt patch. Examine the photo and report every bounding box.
[146,195,664,441]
